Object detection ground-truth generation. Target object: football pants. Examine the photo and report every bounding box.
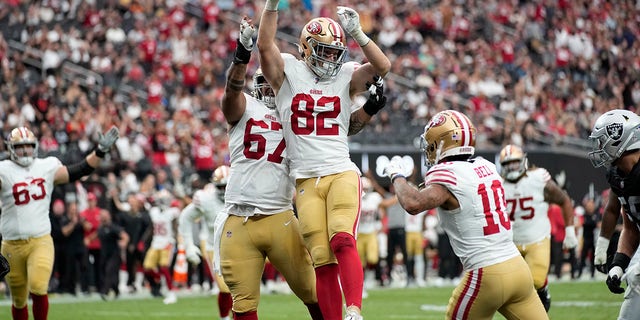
[295,170,361,267]
[2,234,54,308]
[446,256,548,320]
[220,210,317,313]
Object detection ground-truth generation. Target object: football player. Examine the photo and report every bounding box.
[587,109,640,320]
[498,144,578,311]
[0,126,118,320]
[257,3,390,319]
[405,209,427,287]
[177,165,233,320]
[383,110,548,320]
[356,177,383,298]
[217,17,322,320]
[141,189,181,304]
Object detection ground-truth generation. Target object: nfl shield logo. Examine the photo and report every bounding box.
[606,123,623,140]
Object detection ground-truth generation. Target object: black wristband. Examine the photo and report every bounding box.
[611,252,632,272]
[362,96,387,116]
[95,147,106,158]
[68,159,95,182]
[234,39,251,65]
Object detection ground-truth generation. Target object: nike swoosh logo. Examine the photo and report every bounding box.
[284,219,293,226]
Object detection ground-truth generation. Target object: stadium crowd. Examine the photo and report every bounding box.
[0,0,635,303]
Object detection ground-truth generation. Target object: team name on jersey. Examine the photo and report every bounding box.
[265,114,278,122]
[310,89,323,95]
[473,165,495,178]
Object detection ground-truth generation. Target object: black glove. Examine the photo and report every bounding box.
[606,266,625,294]
[362,75,387,116]
[606,253,631,294]
[0,253,9,280]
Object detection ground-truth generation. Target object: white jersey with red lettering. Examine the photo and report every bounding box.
[178,184,224,248]
[0,157,62,240]
[425,157,519,271]
[502,168,552,245]
[358,191,383,234]
[149,205,180,249]
[224,93,294,215]
[275,53,361,179]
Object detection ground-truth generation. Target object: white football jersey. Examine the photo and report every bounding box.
[405,210,426,233]
[275,53,361,179]
[0,157,62,240]
[502,168,552,245]
[426,157,519,270]
[224,93,294,214]
[178,184,224,248]
[358,191,383,234]
[149,205,180,249]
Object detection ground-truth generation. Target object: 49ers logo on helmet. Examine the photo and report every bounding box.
[306,21,322,35]
[427,114,446,129]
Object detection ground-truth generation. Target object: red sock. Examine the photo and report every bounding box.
[159,267,174,291]
[30,293,49,320]
[234,310,258,320]
[315,264,342,320]
[144,269,159,283]
[263,262,277,281]
[305,302,324,320]
[331,232,363,309]
[12,305,28,320]
[218,292,233,317]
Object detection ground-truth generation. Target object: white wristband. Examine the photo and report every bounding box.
[265,0,279,11]
[352,29,370,47]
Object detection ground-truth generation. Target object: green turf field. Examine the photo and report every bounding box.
[2,280,621,319]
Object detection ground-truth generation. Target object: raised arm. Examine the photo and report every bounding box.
[54,126,119,185]
[336,6,391,96]
[256,0,285,91]
[222,17,255,125]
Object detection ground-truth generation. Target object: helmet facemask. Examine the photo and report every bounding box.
[252,70,276,109]
[588,110,640,168]
[299,17,348,81]
[7,127,38,167]
[499,145,528,181]
[303,38,346,80]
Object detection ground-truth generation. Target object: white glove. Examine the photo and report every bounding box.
[595,236,610,273]
[239,18,255,51]
[336,6,370,46]
[97,126,119,154]
[563,226,578,249]
[185,244,202,265]
[383,156,406,182]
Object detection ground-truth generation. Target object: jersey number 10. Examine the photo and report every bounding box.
[478,180,511,236]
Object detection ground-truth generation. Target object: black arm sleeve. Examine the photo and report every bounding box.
[67,159,95,182]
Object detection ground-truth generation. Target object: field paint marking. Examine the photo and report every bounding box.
[419,300,620,313]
